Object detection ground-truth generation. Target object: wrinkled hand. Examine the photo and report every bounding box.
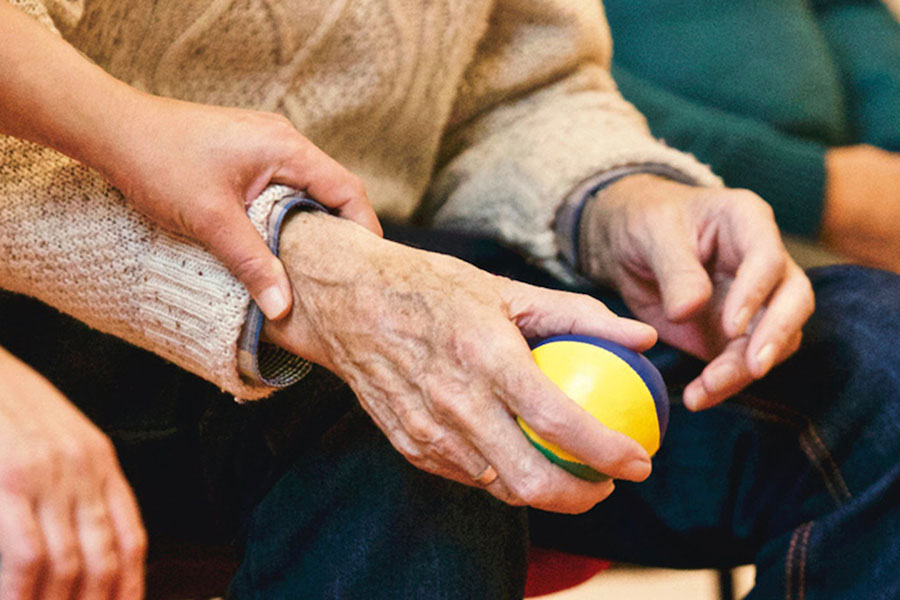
[97,94,382,320]
[823,144,900,272]
[0,347,145,600]
[264,212,658,514]
[580,175,815,411]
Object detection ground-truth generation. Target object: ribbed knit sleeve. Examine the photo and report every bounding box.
[0,137,288,400]
[420,0,720,278]
[612,65,828,239]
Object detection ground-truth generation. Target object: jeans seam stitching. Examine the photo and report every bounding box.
[737,395,852,506]
[803,424,851,501]
[786,526,799,600]
[799,522,813,600]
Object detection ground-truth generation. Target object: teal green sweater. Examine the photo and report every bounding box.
[605,0,900,237]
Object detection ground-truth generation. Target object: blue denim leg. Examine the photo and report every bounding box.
[226,399,528,600]
[531,265,900,600]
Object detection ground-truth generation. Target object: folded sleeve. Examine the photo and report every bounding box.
[419,0,721,278]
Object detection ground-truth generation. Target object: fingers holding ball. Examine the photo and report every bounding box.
[518,335,669,482]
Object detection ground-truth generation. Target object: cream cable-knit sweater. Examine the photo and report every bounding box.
[1,0,719,399]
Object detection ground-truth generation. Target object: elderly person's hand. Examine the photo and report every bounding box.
[579,175,815,411]
[0,347,146,600]
[0,1,381,321]
[263,212,658,514]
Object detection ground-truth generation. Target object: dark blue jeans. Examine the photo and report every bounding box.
[2,228,898,600]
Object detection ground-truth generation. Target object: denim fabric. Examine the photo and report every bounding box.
[530,264,900,600]
[2,227,899,600]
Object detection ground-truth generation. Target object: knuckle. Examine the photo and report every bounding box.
[523,407,570,443]
[750,195,775,219]
[426,386,462,423]
[0,456,40,494]
[509,471,549,505]
[403,409,439,445]
[50,550,81,581]
[86,433,117,465]
[9,541,45,573]
[120,528,148,565]
[189,204,231,239]
[390,435,424,464]
[229,253,273,285]
[57,440,94,473]
[268,112,294,129]
[85,552,119,583]
[346,174,368,200]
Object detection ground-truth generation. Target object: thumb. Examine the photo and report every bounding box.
[504,281,658,352]
[203,206,293,320]
[274,142,383,237]
[646,222,713,322]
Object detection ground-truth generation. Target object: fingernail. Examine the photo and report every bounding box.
[733,307,751,336]
[623,457,652,481]
[257,285,289,320]
[683,381,706,411]
[756,343,777,375]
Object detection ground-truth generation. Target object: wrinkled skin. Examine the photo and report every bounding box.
[264,212,659,514]
[581,175,815,411]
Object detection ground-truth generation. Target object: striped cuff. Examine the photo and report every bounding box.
[237,194,327,388]
[554,163,699,272]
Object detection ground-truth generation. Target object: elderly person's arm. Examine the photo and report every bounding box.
[421,0,814,411]
[0,0,811,520]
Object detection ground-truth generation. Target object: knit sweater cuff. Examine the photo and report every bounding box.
[554,163,700,272]
[428,124,722,282]
[122,184,308,400]
[237,194,328,390]
[424,66,722,281]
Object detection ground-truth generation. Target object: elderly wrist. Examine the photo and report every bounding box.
[577,174,666,282]
[261,210,379,370]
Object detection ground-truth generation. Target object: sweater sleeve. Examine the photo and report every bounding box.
[813,0,900,151]
[418,0,720,278]
[0,136,291,400]
[612,64,829,239]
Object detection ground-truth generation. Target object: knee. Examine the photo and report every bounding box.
[805,265,900,353]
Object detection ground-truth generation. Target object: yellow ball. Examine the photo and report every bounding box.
[517,335,669,481]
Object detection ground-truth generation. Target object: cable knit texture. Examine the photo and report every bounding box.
[2,0,719,398]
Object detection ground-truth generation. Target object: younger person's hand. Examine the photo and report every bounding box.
[97,95,382,321]
[0,2,382,321]
[0,347,146,600]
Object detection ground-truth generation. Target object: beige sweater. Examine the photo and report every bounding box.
[1,0,719,398]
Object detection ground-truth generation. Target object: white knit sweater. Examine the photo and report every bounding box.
[1,0,719,398]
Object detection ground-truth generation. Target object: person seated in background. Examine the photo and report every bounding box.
[604,0,900,271]
[1,1,900,599]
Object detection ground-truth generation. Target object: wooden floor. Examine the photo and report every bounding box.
[534,565,756,600]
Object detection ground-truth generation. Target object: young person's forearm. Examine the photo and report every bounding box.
[0,1,141,175]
